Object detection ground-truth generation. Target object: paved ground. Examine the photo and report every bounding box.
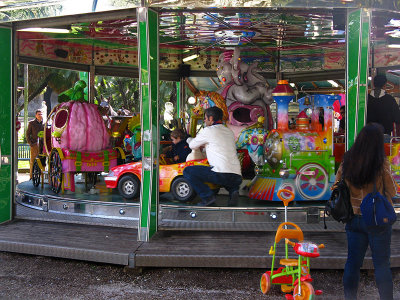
[0,252,400,299]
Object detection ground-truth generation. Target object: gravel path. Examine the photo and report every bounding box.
[0,252,400,299]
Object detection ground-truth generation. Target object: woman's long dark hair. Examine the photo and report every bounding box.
[342,123,386,188]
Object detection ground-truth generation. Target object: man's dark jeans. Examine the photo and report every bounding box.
[183,165,242,201]
[343,215,393,300]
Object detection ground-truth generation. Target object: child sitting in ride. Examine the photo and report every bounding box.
[164,129,192,163]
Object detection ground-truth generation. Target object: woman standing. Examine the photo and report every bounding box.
[336,123,396,300]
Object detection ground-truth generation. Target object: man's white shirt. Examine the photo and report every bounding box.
[187,124,242,175]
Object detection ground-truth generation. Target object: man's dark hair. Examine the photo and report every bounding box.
[373,74,387,89]
[35,110,42,115]
[205,106,223,122]
[340,105,345,112]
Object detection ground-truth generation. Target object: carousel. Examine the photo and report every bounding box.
[0,2,396,270]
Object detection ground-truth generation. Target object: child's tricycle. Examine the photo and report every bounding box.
[260,189,324,299]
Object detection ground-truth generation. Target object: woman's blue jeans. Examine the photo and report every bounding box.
[343,215,393,300]
[183,165,242,201]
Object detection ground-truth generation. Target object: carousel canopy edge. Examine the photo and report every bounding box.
[0,0,400,24]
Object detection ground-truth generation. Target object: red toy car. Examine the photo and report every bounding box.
[105,159,213,201]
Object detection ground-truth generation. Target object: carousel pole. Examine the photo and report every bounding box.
[0,25,14,223]
[346,8,370,149]
[137,7,159,241]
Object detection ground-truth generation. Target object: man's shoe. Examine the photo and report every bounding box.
[228,190,239,206]
[197,195,216,206]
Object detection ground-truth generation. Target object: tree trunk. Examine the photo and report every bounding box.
[43,86,53,117]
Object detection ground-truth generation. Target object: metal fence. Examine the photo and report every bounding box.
[18,144,30,161]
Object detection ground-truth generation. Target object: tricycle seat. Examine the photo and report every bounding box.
[279,258,298,266]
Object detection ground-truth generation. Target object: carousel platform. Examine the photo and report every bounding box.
[1,218,400,269]
[15,176,336,231]
[12,176,400,269]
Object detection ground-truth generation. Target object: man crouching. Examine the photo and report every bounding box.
[183,106,242,206]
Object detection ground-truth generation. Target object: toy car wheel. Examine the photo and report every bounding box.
[171,177,196,202]
[32,161,41,187]
[260,272,271,294]
[293,281,315,300]
[118,174,140,199]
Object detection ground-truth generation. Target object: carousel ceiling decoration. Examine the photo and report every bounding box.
[15,7,400,73]
[1,0,400,23]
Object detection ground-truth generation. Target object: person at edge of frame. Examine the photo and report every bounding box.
[335,123,396,300]
[183,106,242,207]
[26,110,44,180]
[367,74,400,142]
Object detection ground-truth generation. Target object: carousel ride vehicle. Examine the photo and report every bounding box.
[31,98,124,194]
[104,158,212,201]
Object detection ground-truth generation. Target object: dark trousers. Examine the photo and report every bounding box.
[183,166,242,201]
[343,215,393,300]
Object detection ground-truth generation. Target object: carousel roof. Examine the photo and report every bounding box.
[6,3,400,92]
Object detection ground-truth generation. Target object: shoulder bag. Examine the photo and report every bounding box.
[324,173,354,228]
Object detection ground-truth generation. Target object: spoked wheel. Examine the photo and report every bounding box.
[260,272,271,294]
[32,160,41,187]
[49,150,63,194]
[293,281,315,300]
[295,163,328,200]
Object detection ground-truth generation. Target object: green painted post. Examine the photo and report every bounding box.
[357,10,370,134]
[346,9,370,150]
[137,7,159,241]
[0,27,13,223]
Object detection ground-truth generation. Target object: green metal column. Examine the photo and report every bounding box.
[137,7,159,241]
[346,9,370,149]
[0,27,13,223]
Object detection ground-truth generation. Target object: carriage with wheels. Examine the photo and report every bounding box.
[32,100,123,194]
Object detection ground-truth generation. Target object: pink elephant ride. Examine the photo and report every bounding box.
[36,100,122,194]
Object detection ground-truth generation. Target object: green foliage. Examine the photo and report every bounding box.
[58,80,87,103]
[94,76,139,112]
[0,4,61,22]
[18,160,30,170]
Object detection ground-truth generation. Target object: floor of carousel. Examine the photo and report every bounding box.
[16,174,332,231]
[1,218,400,269]
[16,173,329,208]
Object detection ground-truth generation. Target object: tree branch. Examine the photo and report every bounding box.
[17,74,53,112]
